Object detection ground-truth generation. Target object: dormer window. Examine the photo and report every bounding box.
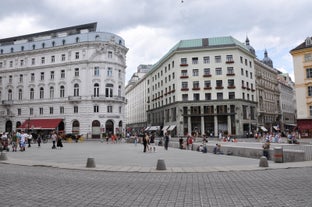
[305,37,312,46]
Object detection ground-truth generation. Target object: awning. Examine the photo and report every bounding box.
[273,126,280,131]
[260,126,268,132]
[144,126,150,131]
[167,125,176,131]
[162,126,169,131]
[148,126,160,131]
[18,119,63,130]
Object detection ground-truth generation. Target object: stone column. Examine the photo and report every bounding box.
[214,115,218,137]
[227,115,232,135]
[201,106,205,135]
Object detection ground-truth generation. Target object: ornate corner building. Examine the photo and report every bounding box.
[0,23,128,138]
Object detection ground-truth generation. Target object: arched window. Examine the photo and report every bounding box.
[118,85,121,97]
[50,86,54,99]
[40,87,44,99]
[18,89,23,100]
[74,84,79,96]
[30,88,34,100]
[60,85,65,98]
[94,83,99,97]
[105,84,113,97]
[8,89,12,100]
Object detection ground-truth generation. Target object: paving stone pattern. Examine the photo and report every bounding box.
[0,164,312,207]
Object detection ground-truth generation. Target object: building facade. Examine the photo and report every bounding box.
[0,23,128,138]
[144,37,257,137]
[290,36,312,137]
[125,64,152,134]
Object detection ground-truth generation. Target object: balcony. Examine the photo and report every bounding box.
[2,100,13,105]
[242,86,246,89]
[215,86,224,89]
[227,86,236,89]
[226,60,235,64]
[203,74,212,77]
[181,88,189,91]
[192,87,200,91]
[204,87,212,90]
[68,96,82,102]
[226,73,235,76]
[180,63,188,67]
[180,75,189,79]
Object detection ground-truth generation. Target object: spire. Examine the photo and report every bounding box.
[262,49,273,68]
[245,36,255,56]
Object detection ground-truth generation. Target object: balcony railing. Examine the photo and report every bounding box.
[180,75,189,78]
[180,63,188,67]
[68,96,82,101]
[2,100,13,105]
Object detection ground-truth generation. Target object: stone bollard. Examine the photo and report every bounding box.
[156,159,166,170]
[86,158,96,168]
[259,156,269,167]
[0,152,8,161]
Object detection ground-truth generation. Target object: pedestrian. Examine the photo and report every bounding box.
[142,133,148,153]
[179,137,184,149]
[150,133,156,152]
[51,131,57,149]
[37,133,42,147]
[27,132,32,147]
[164,132,169,150]
[262,140,270,159]
[19,131,27,151]
[11,132,18,152]
[57,133,63,149]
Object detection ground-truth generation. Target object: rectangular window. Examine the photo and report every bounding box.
[41,57,45,64]
[215,56,221,63]
[30,108,33,115]
[203,68,211,76]
[51,56,55,63]
[304,53,312,62]
[308,86,312,96]
[19,74,23,83]
[50,71,54,80]
[31,73,35,81]
[182,94,188,101]
[306,68,312,78]
[182,82,188,89]
[40,72,44,81]
[60,106,64,114]
[215,68,222,75]
[61,70,65,78]
[108,51,113,58]
[228,79,235,87]
[193,93,200,101]
[9,75,12,83]
[226,55,234,62]
[204,80,211,88]
[32,58,35,65]
[205,93,211,100]
[192,69,199,76]
[39,107,43,115]
[192,57,198,64]
[216,80,223,87]
[75,52,79,59]
[107,105,113,113]
[181,58,187,65]
[9,61,13,67]
[310,106,312,117]
[203,56,210,64]
[74,106,78,113]
[75,68,79,77]
[61,54,66,61]
[49,107,54,114]
[193,81,199,89]
[20,60,24,66]
[217,93,223,100]
[107,67,112,77]
[227,67,234,74]
[229,92,235,99]
[94,105,99,113]
[181,70,188,76]
[18,108,21,116]
[94,67,100,76]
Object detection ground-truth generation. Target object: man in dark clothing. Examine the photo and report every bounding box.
[179,137,184,149]
[164,133,169,150]
[143,133,148,153]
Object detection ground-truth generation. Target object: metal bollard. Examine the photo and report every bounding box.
[86,158,96,168]
[156,159,166,170]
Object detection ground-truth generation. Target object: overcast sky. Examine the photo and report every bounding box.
[0,0,310,82]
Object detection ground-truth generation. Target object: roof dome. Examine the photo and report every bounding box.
[262,49,273,68]
[245,37,256,55]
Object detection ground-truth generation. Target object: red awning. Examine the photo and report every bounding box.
[18,119,63,130]
[297,119,312,130]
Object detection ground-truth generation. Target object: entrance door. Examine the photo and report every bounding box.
[92,120,101,138]
[105,120,114,136]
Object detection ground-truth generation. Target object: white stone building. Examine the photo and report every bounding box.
[0,23,128,138]
[141,36,258,137]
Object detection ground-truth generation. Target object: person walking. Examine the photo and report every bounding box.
[51,131,57,149]
[27,132,32,148]
[164,132,169,150]
[142,133,148,153]
[37,133,42,147]
[262,140,270,159]
[57,133,63,149]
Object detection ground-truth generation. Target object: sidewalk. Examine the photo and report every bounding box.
[1,141,312,172]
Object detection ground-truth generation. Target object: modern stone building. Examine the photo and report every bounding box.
[0,22,128,138]
[290,36,312,137]
[141,36,258,137]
